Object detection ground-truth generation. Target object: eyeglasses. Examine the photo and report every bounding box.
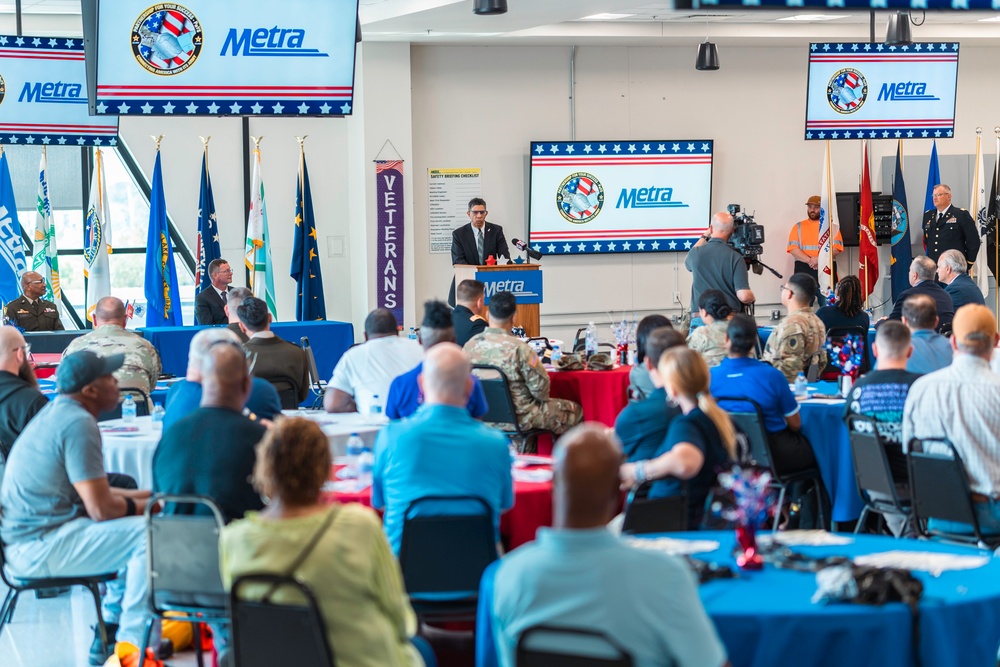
[932,192,949,198]
[25,280,44,285]
[780,285,792,293]
[17,343,30,355]
[469,209,488,216]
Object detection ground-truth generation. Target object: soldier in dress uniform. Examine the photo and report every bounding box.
[4,271,64,331]
[452,279,488,347]
[62,296,161,402]
[763,273,828,382]
[922,184,980,266]
[464,291,582,438]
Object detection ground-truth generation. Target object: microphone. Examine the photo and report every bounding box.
[512,238,543,261]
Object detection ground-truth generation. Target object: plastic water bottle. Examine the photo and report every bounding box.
[794,372,808,399]
[585,321,598,358]
[357,446,374,486]
[369,394,383,423]
[408,327,417,341]
[551,344,562,364]
[344,433,364,479]
[122,394,137,423]
[151,403,165,429]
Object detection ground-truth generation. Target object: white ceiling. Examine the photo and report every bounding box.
[4,1,1000,45]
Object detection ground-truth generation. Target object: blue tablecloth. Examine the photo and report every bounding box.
[476,532,1000,667]
[139,320,355,379]
[39,378,170,406]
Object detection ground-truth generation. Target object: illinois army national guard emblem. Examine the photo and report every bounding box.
[131,4,203,76]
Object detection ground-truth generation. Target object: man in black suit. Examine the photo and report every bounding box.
[922,184,980,266]
[452,279,488,346]
[880,255,955,333]
[238,296,310,409]
[937,249,986,311]
[194,258,234,325]
[448,198,510,305]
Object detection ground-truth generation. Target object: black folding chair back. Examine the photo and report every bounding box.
[264,375,303,410]
[716,396,826,533]
[398,495,498,621]
[98,388,152,422]
[300,336,327,410]
[0,535,116,653]
[517,625,634,667]
[907,437,999,549]
[621,480,688,535]
[138,495,229,667]
[231,573,334,667]
[847,415,910,534]
[472,364,553,451]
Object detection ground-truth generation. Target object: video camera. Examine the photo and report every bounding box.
[726,204,780,279]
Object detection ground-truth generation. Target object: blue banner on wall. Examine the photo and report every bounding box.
[476,270,543,305]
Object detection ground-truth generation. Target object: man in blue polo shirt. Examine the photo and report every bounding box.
[385,299,487,420]
[710,314,820,477]
[613,326,687,462]
[373,342,512,554]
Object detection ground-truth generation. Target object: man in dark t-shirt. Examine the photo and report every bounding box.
[0,327,48,467]
[153,341,266,523]
[844,321,920,536]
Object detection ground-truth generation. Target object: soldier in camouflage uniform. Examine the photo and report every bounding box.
[62,296,161,402]
[464,291,582,437]
[763,273,828,382]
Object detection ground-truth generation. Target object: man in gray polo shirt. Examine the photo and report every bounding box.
[685,211,755,327]
[0,351,158,665]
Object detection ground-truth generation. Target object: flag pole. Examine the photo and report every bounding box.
[861,140,868,309]
[995,127,1000,324]
[249,135,263,292]
[974,129,982,285]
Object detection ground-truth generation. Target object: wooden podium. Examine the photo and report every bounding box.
[454,263,541,337]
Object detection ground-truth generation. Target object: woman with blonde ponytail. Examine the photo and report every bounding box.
[620,347,736,528]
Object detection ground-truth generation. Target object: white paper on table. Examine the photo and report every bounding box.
[323,479,371,493]
[514,454,555,467]
[625,537,721,556]
[512,468,553,483]
[758,530,854,547]
[853,550,990,576]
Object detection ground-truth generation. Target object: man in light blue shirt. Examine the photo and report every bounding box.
[902,295,953,374]
[373,343,513,554]
[490,425,728,667]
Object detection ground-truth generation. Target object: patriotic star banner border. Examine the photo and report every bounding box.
[694,0,998,8]
[528,140,713,256]
[805,42,959,141]
[0,35,119,146]
[376,160,404,327]
[93,0,359,117]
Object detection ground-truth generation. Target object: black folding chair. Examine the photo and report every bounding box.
[621,480,689,535]
[472,364,554,453]
[98,388,151,422]
[136,495,229,667]
[231,573,334,667]
[846,415,911,535]
[0,536,116,654]
[398,495,499,622]
[300,336,326,410]
[716,396,827,533]
[517,625,633,667]
[907,437,1000,549]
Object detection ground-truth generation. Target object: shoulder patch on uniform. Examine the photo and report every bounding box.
[471,314,485,322]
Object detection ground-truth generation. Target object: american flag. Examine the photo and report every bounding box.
[139,10,195,70]
[567,176,594,196]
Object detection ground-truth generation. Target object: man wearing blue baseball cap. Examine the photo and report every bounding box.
[0,350,161,667]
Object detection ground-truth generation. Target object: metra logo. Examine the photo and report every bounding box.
[616,187,688,209]
[484,280,525,297]
[18,81,85,104]
[221,28,329,57]
[876,82,939,102]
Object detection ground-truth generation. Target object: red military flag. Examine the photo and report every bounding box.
[859,140,880,300]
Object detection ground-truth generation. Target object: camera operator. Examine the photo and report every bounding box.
[686,211,755,328]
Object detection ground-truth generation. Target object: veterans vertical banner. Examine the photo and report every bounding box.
[376,160,404,327]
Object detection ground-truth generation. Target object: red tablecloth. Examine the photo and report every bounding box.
[31,352,60,379]
[548,365,631,427]
[322,466,553,550]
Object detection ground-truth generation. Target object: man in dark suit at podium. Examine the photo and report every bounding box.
[449,198,510,306]
[194,258,234,325]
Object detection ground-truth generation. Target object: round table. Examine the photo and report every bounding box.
[475,532,1000,667]
[548,365,631,427]
[323,463,554,551]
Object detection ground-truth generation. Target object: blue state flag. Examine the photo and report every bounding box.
[924,140,941,214]
[195,149,221,295]
[144,151,183,326]
[290,149,326,321]
[891,141,912,303]
[0,151,28,305]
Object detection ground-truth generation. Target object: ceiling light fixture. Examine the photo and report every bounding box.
[696,41,720,71]
[473,0,507,15]
[885,11,912,46]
